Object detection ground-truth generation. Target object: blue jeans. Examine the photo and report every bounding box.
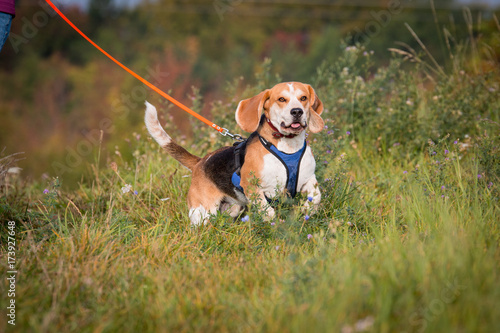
[0,12,13,52]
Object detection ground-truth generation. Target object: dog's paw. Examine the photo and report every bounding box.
[189,206,210,226]
[263,206,276,221]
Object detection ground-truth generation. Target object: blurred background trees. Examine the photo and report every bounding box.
[0,0,498,186]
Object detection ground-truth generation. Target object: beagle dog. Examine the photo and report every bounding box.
[145,82,324,226]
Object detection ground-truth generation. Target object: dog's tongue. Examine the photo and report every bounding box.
[291,123,301,129]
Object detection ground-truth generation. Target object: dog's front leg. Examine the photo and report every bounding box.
[189,206,211,226]
[254,191,276,220]
[301,176,321,214]
[241,181,276,220]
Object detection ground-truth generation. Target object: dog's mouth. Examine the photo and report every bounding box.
[281,121,306,133]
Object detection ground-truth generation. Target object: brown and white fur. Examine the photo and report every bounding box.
[145,82,324,226]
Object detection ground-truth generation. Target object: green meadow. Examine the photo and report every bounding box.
[1,2,500,332]
[2,43,499,332]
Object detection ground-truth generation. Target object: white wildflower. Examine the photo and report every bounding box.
[7,167,22,175]
[121,184,132,194]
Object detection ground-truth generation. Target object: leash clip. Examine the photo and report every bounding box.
[221,128,245,142]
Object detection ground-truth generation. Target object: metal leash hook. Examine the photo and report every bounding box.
[221,128,245,142]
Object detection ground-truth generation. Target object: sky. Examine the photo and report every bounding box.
[61,0,144,9]
[458,0,500,6]
[61,0,500,10]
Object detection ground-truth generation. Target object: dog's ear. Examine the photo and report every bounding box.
[236,89,271,133]
[306,84,324,115]
[305,84,324,133]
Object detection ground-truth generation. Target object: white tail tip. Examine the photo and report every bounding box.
[144,101,171,147]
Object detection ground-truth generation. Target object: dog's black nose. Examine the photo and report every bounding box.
[290,108,303,118]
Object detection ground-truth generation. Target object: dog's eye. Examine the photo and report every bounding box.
[300,96,307,102]
[278,97,286,102]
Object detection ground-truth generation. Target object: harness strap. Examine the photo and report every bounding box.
[231,135,307,199]
[231,140,246,193]
[231,133,256,194]
[258,136,307,198]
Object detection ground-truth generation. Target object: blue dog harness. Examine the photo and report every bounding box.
[232,136,307,199]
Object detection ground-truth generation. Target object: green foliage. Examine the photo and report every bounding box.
[1,2,500,332]
[313,41,500,158]
[1,114,499,332]
[1,1,499,183]
[2,43,500,330]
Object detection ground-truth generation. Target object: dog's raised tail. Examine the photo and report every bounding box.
[144,101,200,170]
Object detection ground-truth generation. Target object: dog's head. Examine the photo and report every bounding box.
[235,82,324,135]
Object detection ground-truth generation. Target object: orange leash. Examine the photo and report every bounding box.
[45,0,242,139]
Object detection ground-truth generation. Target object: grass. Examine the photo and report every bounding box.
[1,121,498,332]
[1,35,500,333]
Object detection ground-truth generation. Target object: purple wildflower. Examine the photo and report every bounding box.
[454,140,458,144]
[477,174,482,179]
[241,215,250,222]
[134,190,138,195]
[346,131,351,135]
[304,215,310,221]
[441,186,446,190]
[403,171,408,174]
[488,182,493,189]
[271,222,275,226]
[307,234,313,240]
[275,246,280,250]
[43,189,49,194]
[307,196,313,202]
[444,149,449,154]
